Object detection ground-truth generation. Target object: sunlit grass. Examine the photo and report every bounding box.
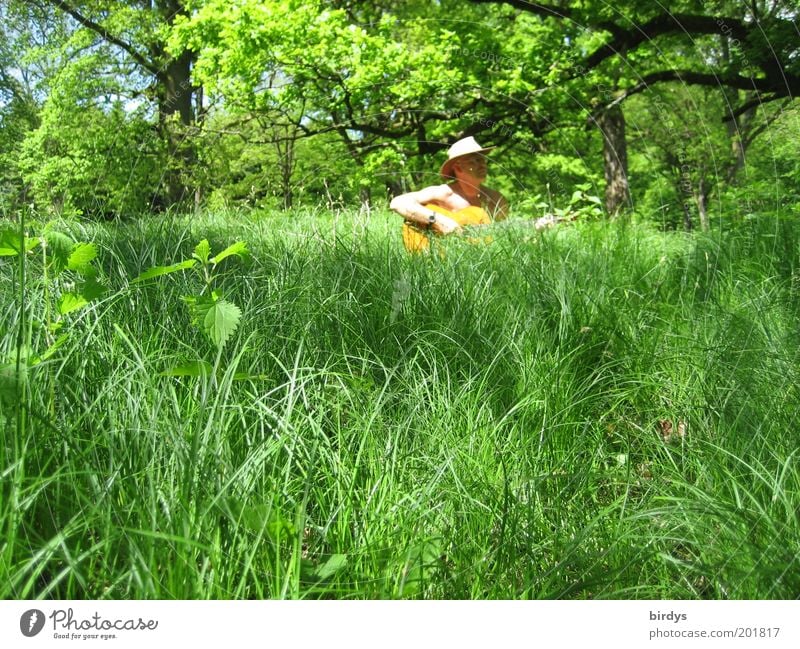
[2,209,799,598]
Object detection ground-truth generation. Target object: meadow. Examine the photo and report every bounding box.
[2,209,799,599]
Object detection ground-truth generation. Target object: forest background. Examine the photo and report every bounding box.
[1,0,797,226]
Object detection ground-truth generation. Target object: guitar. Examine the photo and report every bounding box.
[401,204,492,253]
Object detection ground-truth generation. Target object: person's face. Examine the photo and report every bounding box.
[454,153,488,181]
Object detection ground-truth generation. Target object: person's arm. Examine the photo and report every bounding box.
[389,185,461,235]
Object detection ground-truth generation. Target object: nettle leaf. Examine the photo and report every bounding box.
[67,242,97,272]
[193,239,211,264]
[58,292,89,315]
[80,277,106,301]
[44,231,76,272]
[187,296,241,348]
[132,259,197,283]
[0,228,24,256]
[201,299,242,348]
[212,241,248,265]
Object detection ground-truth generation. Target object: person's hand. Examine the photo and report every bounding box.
[431,215,461,235]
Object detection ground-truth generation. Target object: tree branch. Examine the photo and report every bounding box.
[472,1,797,98]
[601,69,797,114]
[43,0,160,76]
[469,0,575,20]
[741,98,793,148]
[583,13,750,70]
[468,0,623,37]
[723,93,779,121]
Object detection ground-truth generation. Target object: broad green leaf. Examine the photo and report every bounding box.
[0,228,37,256]
[193,239,211,264]
[315,554,348,580]
[186,294,214,323]
[211,241,248,265]
[0,228,22,256]
[67,242,97,272]
[79,277,106,301]
[160,361,214,377]
[132,259,197,283]
[58,292,88,315]
[44,231,76,272]
[201,299,242,348]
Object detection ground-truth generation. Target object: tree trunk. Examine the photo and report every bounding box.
[597,103,631,216]
[273,123,297,210]
[280,154,294,211]
[385,179,404,200]
[40,0,198,210]
[155,49,195,206]
[680,195,694,231]
[154,1,195,207]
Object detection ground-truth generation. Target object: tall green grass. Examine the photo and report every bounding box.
[2,209,799,598]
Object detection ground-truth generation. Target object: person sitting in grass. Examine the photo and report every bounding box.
[390,136,509,252]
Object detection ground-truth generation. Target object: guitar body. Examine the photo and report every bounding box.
[401,204,492,253]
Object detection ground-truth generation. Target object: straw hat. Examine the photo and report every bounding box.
[440,136,495,179]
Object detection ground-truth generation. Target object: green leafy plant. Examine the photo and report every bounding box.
[133,238,248,351]
[0,223,104,362]
[0,220,105,420]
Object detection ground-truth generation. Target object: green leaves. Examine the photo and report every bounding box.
[132,259,197,283]
[212,241,248,265]
[170,0,461,125]
[0,227,35,256]
[186,296,242,349]
[388,538,443,598]
[80,276,106,302]
[57,293,89,316]
[202,299,241,349]
[67,242,97,272]
[0,229,20,257]
[136,238,248,350]
[10,227,108,326]
[192,239,248,266]
[193,239,211,264]
[43,230,76,272]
